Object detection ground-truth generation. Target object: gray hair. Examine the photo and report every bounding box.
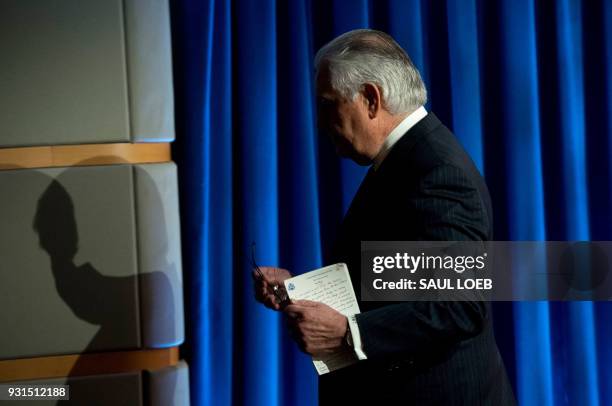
[314,29,427,115]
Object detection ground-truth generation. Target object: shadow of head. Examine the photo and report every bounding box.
[33,179,78,263]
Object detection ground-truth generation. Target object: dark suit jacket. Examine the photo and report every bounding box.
[320,113,516,405]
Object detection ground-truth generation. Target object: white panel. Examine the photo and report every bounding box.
[146,361,190,406]
[0,0,130,146]
[124,0,175,142]
[134,163,184,347]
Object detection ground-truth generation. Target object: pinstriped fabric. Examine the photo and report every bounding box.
[414,164,489,241]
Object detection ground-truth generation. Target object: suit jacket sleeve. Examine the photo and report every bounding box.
[355,164,490,360]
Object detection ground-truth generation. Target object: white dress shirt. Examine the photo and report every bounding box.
[346,106,427,361]
[373,106,428,170]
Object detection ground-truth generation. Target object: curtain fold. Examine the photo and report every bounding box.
[171,1,612,404]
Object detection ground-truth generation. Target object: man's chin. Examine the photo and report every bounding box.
[351,155,372,166]
[335,146,371,166]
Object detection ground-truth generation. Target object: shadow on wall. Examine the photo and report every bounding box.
[27,158,178,404]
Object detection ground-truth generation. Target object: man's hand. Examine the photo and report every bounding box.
[252,266,292,310]
[283,300,348,357]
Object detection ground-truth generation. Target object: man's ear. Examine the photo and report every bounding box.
[361,83,382,119]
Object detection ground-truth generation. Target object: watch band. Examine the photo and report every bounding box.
[344,317,354,347]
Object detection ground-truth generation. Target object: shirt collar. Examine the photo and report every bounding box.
[373,106,428,170]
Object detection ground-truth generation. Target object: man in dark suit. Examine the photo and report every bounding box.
[254,29,515,405]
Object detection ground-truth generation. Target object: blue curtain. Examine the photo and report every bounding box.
[170,0,612,405]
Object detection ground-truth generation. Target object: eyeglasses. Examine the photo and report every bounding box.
[250,242,289,305]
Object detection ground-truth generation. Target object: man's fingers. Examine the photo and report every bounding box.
[257,266,275,281]
[283,301,321,318]
[253,279,267,301]
[259,266,291,284]
[253,266,291,313]
[292,299,319,307]
[283,303,306,318]
[283,303,302,313]
[253,279,278,307]
[264,298,280,310]
[285,301,331,323]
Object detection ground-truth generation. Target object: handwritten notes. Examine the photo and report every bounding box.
[283,263,361,375]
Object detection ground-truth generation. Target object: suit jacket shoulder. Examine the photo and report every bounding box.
[336,112,493,252]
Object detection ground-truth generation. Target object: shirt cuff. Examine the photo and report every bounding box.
[347,314,367,360]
